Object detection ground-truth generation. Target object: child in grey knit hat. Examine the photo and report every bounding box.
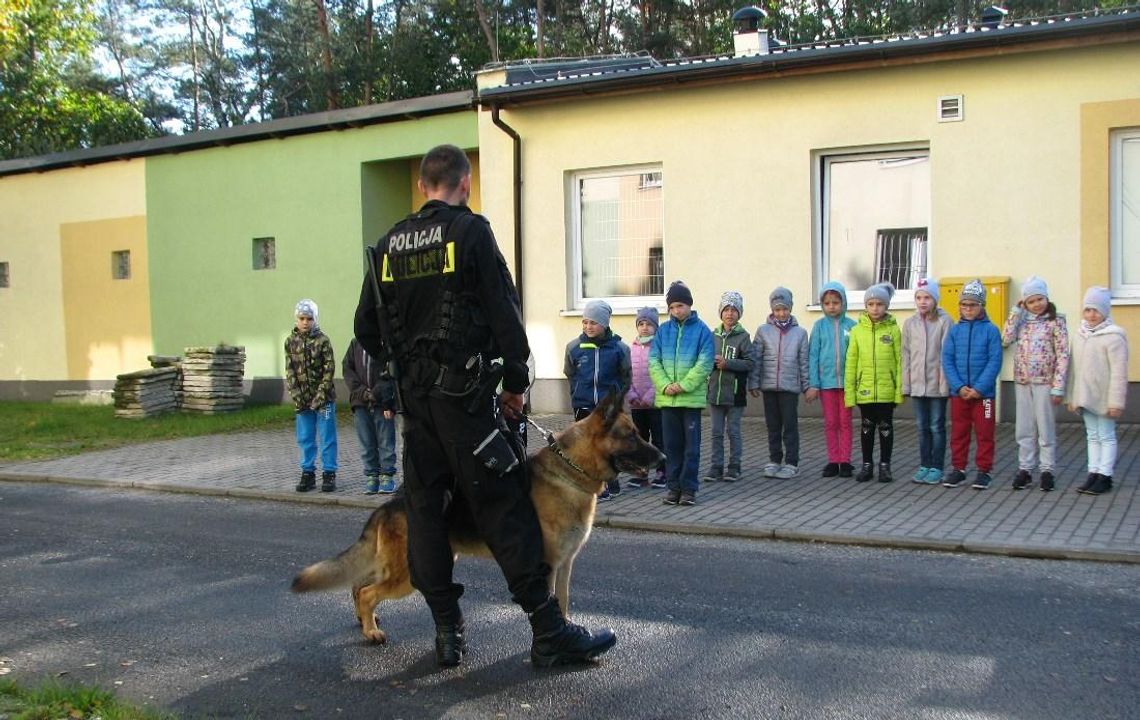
[704,291,753,482]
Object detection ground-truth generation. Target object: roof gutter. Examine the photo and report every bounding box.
[490,104,525,312]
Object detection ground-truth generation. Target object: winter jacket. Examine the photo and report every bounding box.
[342,339,396,412]
[902,308,953,397]
[564,328,631,411]
[649,310,715,409]
[844,313,903,407]
[284,327,336,411]
[808,280,856,391]
[748,316,810,394]
[942,311,1003,398]
[626,337,657,410]
[1067,320,1128,415]
[1002,310,1070,395]
[707,323,754,406]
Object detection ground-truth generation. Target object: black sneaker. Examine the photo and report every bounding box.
[942,469,966,488]
[971,472,992,490]
[296,470,316,492]
[1012,469,1032,490]
[626,476,650,489]
[1076,473,1098,493]
[855,463,874,482]
[722,470,739,483]
[821,463,840,478]
[662,490,681,505]
[1079,474,1113,495]
[1039,471,1055,492]
[877,463,894,483]
[320,471,337,492]
[606,479,621,497]
[838,463,854,478]
[679,493,696,506]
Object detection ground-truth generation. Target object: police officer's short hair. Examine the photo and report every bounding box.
[419,145,470,190]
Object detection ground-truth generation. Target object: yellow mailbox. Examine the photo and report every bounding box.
[938,276,1010,319]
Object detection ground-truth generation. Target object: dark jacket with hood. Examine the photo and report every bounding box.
[342,338,396,412]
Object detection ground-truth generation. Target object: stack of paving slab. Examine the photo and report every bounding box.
[113,367,180,419]
[179,345,246,414]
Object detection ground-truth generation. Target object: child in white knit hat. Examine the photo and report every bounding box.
[902,277,953,485]
[286,299,339,493]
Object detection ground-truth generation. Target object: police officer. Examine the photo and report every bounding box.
[354,144,616,668]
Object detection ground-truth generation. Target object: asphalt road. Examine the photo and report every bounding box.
[1,482,1137,720]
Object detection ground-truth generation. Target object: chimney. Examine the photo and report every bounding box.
[732,6,769,57]
[980,5,1008,29]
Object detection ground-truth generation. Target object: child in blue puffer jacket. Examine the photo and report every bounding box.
[807,281,857,478]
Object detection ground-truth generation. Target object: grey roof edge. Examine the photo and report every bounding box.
[478,11,1140,103]
[0,90,474,178]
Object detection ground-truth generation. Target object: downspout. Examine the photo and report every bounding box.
[490,104,524,311]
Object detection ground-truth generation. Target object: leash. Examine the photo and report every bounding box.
[522,414,590,479]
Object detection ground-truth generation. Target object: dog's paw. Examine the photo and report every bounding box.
[362,622,387,644]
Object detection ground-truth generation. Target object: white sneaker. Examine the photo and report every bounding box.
[775,464,799,479]
[763,462,780,477]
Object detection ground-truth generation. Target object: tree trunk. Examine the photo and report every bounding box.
[474,0,499,63]
[312,0,338,110]
[536,0,545,58]
[363,0,374,104]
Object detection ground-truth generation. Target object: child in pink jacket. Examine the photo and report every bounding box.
[626,306,666,488]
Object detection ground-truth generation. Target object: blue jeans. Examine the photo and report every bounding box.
[708,405,744,474]
[353,406,397,476]
[662,407,702,494]
[295,402,338,472]
[911,396,948,469]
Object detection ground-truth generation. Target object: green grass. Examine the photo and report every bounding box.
[0,678,177,719]
[0,402,297,462]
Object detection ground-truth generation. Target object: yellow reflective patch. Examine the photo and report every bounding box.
[381,253,394,282]
[442,241,455,274]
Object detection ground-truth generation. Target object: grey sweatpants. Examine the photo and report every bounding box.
[1015,383,1057,472]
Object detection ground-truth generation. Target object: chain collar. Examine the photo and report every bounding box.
[524,415,592,483]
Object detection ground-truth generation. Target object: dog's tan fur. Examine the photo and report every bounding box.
[291,393,664,643]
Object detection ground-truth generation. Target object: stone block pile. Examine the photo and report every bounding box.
[179,345,246,414]
[112,367,180,419]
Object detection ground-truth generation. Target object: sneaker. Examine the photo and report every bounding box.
[855,463,874,482]
[626,476,650,489]
[296,470,316,492]
[320,471,337,492]
[597,488,612,502]
[364,475,380,495]
[942,469,966,488]
[679,492,696,506]
[923,468,944,485]
[1039,471,1055,492]
[1012,469,1032,490]
[878,463,894,483]
[662,489,681,505]
[1079,474,1113,495]
[822,463,840,478]
[775,464,799,479]
[1076,473,1098,493]
[971,472,992,490]
[377,475,398,494]
[912,467,930,483]
[650,475,668,489]
[702,469,722,483]
[723,470,740,483]
[763,462,780,478]
[838,463,854,478]
[606,479,622,497]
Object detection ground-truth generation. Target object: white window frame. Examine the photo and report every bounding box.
[813,144,931,309]
[568,164,665,311]
[1110,128,1140,299]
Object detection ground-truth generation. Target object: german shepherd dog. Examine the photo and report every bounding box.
[292,392,665,643]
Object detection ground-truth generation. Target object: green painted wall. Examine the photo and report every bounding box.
[146,111,476,382]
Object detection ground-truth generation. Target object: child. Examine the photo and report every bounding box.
[650,281,714,506]
[941,279,1003,490]
[845,283,903,483]
[807,281,856,478]
[704,291,754,482]
[343,338,399,495]
[902,277,953,485]
[285,299,338,492]
[564,299,631,500]
[748,287,809,479]
[626,306,667,489]
[1002,276,1069,491]
[1067,286,1128,496]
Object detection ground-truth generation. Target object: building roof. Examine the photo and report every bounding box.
[478,9,1140,104]
[0,90,474,178]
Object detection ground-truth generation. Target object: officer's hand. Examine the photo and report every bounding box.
[500,391,525,420]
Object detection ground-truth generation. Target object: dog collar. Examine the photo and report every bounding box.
[524,414,594,491]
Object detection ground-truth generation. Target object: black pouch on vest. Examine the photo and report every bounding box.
[472,427,521,476]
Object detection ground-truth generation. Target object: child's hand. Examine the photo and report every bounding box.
[1108,407,1123,418]
[383,410,394,420]
[1067,403,1077,414]
[714,356,726,369]
[749,389,761,399]
[958,387,973,399]
[1050,396,1062,407]
[804,388,819,403]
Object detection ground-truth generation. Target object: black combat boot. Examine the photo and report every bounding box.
[528,598,617,668]
[855,463,874,482]
[295,470,316,492]
[878,463,894,483]
[320,471,336,492]
[434,618,468,667]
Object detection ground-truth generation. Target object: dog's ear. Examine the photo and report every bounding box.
[596,391,623,431]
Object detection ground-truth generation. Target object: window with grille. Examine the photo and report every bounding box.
[0,261,8,288]
[816,148,930,304]
[1111,128,1140,298]
[253,237,276,270]
[570,166,665,307]
[112,250,131,280]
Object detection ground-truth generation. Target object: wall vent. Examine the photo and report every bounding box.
[938,95,964,123]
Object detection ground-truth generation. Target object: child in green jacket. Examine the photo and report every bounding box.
[844,283,903,483]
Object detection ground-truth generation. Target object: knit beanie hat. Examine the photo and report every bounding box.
[295,298,319,327]
[583,299,613,328]
[635,306,660,331]
[666,281,694,307]
[1021,276,1049,300]
[769,286,793,310]
[1083,286,1112,318]
[914,277,940,304]
[863,282,895,307]
[719,291,744,318]
[960,279,986,305]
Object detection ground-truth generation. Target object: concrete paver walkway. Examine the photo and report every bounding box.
[2,414,1137,563]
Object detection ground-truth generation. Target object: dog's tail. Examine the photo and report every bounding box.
[290,500,402,593]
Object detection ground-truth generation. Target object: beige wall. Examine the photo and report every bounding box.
[0,161,146,381]
[478,43,1140,383]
